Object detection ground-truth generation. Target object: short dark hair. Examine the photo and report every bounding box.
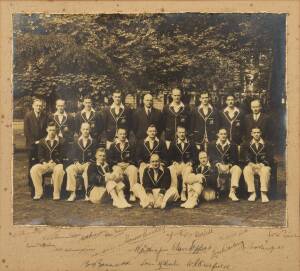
[200,91,209,97]
[251,126,261,132]
[47,121,56,127]
[225,93,235,99]
[147,124,157,130]
[117,127,127,134]
[83,95,92,101]
[112,90,122,95]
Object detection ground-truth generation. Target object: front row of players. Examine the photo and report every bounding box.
[30,121,273,208]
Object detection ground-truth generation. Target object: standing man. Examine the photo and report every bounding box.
[242,127,273,203]
[24,98,48,191]
[132,93,163,141]
[50,99,74,145]
[102,90,132,149]
[162,88,190,149]
[74,96,102,142]
[190,91,220,151]
[208,128,242,201]
[168,126,197,201]
[136,124,168,182]
[244,99,273,142]
[107,128,138,201]
[66,122,98,201]
[30,121,65,200]
[219,94,245,145]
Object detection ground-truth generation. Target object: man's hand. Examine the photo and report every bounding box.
[35,140,39,144]
[172,162,178,166]
[83,162,90,168]
[186,162,193,167]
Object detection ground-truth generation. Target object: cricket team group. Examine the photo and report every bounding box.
[24,88,275,209]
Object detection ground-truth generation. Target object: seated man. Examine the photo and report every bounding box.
[133,154,178,209]
[107,128,138,201]
[87,148,131,208]
[208,128,242,201]
[66,122,98,202]
[30,121,65,200]
[181,151,218,208]
[136,124,168,183]
[168,126,197,201]
[242,127,273,203]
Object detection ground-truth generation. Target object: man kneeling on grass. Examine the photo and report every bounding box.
[181,151,218,208]
[133,154,178,209]
[87,148,132,208]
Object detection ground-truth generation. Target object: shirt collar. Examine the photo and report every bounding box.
[111,103,124,109]
[79,135,92,141]
[54,111,67,117]
[115,138,129,144]
[199,103,213,110]
[45,135,59,142]
[251,138,264,145]
[216,139,231,147]
[177,138,188,144]
[224,106,239,114]
[144,136,159,143]
[81,108,95,114]
[96,161,109,167]
[200,161,211,168]
[170,101,184,108]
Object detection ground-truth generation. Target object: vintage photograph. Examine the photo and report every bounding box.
[13,13,286,226]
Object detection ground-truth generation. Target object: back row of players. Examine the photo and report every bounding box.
[24,88,274,208]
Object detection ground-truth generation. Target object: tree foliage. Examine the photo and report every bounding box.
[13,13,283,107]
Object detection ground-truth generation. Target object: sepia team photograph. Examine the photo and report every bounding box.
[12,13,286,227]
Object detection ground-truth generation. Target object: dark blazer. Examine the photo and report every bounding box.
[102,105,132,141]
[37,136,66,164]
[244,113,273,142]
[136,139,168,166]
[49,113,74,143]
[168,139,197,164]
[142,166,171,194]
[68,137,98,164]
[190,105,220,145]
[86,162,111,196]
[107,141,136,166]
[208,141,239,166]
[132,107,163,140]
[24,111,48,147]
[194,163,218,190]
[241,140,273,167]
[74,110,102,140]
[219,108,245,145]
[161,104,191,141]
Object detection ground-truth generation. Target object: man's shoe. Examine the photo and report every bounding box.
[67,192,76,202]
[180,191,187,202]
[229,191,239,202]
[33,194,43,200]
[261,192,269,203]
[129,193,136,202]
[248,192,257,202]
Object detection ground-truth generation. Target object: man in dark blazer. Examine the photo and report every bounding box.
[190,91,220,151]
[87,148,131,208]
[49,99,74,145]
[102,90,132,149]
[168,126,197,201]
[74,96,102,142]
[161,88,191,149]
[181,151,218,208]
[30,121,66,200]
[208,128,242,201]
[219,94,245,145]
[244,99,273,142]
[242,127,274,203]
[133,154,178,209]
[132,93,163,141]
[136,124,168,183]
[65,122,98,202]
[107,128,138,201]
[24,98,48,168]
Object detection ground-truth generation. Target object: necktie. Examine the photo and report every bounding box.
[181,142,184,151]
